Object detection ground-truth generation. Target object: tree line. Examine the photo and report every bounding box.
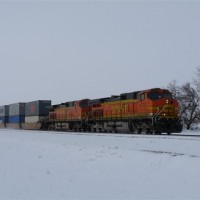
[167,67,200,130]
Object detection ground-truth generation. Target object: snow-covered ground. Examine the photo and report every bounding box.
[0,129,200,199]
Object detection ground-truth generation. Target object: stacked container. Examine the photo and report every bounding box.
[23,100,51,129]
[8,103,25,123]
[0,105,9,128]
[7,103,25,129]
[25,100,51,121]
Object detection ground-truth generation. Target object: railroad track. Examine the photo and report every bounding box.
[35,129,200,140]
[4,128,200,140]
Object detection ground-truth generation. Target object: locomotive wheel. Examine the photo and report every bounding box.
[147,129,153,134]
[96,128,100,133]
[138,128,142,134]
[154,131,161,135]
[129,130,134,134]
[91,128,96,132]
[146,129,151,134]
[87,128,91,132]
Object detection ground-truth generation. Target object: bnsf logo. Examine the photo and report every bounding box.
[29,105,36,113]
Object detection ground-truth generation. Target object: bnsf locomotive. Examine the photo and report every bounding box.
[47,88,182,134]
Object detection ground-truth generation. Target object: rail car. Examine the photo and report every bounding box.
[47,88,182,134]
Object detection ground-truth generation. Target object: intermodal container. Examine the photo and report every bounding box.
[0,116,8,123]
[9,103,25,116]
[0,105,9,117]
[25,116,47,123]
[25,100,51,116]
[8,115,25,123]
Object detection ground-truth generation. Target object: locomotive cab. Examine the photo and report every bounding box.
[144,88,182,133]
[146,89,178,118]
[142,88,178,118]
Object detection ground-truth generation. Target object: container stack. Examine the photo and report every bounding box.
[0,105,9,128]
[22,100,51,129]
[7,103,25,129]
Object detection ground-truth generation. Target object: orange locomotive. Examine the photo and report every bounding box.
[48,88,182,134]
[48,99,91,131]
[89,88,182,134]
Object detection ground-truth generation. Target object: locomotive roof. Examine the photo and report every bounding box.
[88,97,110,105]
[50,88,170,108]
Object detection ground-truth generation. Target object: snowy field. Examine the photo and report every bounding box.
[0,129,200,199]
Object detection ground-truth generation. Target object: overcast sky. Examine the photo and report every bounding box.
[0,1,200,105]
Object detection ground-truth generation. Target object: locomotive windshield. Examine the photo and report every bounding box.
[148,93,161,100]
[148,93,172,100]
[163,93,172,98]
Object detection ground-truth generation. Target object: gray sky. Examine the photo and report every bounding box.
[0,1,200,105]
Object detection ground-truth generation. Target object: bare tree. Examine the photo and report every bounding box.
[179,82,200,130]
[168,80,200,130]
[167,80,182,118]
[167,80,181,100]
[193,66,200,93]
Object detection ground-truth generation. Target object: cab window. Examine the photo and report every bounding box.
[148,93,161,100]
[138,93,145,101]
[163,93,172,98]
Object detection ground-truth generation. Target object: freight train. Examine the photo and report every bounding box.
[0,88,182,134]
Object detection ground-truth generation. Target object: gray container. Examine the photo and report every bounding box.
[0,105,9,117]
[9,103,25,116]
[25,100,51,116]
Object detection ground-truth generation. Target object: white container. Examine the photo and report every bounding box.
[25,116,47,123]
